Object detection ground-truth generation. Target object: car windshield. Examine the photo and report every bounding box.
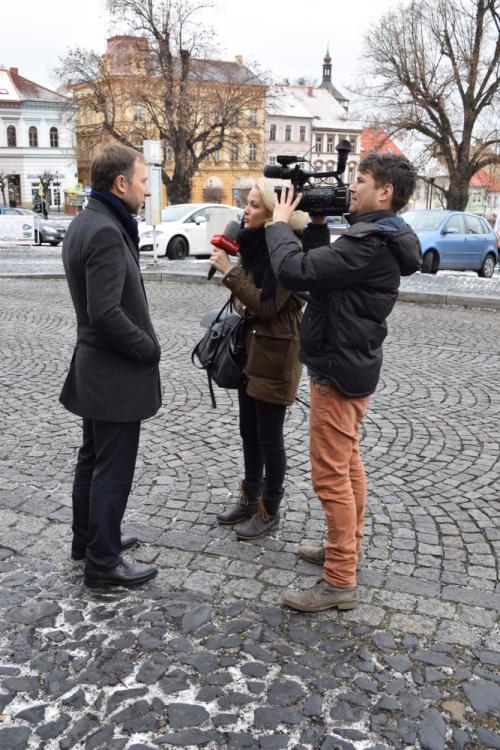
[160,204,194,222]
[402,212,444,232]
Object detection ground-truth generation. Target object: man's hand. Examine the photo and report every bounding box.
[272,184,302,225]
[209,248,232,275]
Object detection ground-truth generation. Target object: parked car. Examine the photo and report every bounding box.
[0,207,67,246]
[138,203,243,259]
[401,209,498,277]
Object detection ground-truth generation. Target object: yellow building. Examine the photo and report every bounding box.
[72,36,266,208]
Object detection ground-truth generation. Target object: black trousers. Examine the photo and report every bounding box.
[238,388,287,515]
[71,418,141,570]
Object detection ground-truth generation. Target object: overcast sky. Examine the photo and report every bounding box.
[2,0,401,95]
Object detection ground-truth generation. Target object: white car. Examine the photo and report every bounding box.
[138,203,243,259]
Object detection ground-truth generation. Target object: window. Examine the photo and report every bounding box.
[269,123,277,141]
[285,125,292,141]
[315,135,323,153]
[7,125,16,147]
[165,146,173,161]
[250,108,258,126]
[445,215,465,234]
[248,142,257,162]
[230,143,239,162]
[466,214,485,234]
[134,102,143,122]
[230,111,239,126]
[326,136,334,153]
[188,208,208,223]
[347,162,356,184]
[269,155,277,165]
[49,127,59,147]
[349,136,357,153]
[299,125,306,142]
[29,126,38,147]
[212,148,221,163]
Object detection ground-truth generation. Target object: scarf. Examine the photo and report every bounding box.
[90,188,140,249]
[237,225,277,302]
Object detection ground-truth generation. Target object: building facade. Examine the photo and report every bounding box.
[73,36,267,208]
[264,52,361,188]
[0,67,77,209]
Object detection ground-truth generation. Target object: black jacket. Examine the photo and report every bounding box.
[266,210,422,397]
[60,198,162,422]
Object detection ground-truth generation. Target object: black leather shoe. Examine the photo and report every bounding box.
[71,534,138,561]
[84,559,158,588]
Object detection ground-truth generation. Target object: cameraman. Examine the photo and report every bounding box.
[265,153,422,613]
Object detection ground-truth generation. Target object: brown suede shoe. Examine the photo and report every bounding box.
[298,544,363,570]
[282,579,357,612]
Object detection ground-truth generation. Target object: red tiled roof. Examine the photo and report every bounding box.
[470,168,500,192]
[360,128,404,157]
[0,67,69,104]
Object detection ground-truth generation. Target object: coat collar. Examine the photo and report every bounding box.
[86,198,140,268]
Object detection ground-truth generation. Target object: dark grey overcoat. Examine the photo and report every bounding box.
[60,198,162,422]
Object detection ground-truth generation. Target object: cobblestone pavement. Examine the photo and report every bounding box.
[1,245,500,300]
[0,279,499,750]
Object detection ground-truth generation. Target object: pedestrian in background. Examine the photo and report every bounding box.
[60,144,162,587]
[209,178,308,540]
[266,154,422,612]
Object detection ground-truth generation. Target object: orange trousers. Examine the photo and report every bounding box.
[309,381,370,588]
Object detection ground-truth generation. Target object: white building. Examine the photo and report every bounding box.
[0,67,77,209]
[265,52,361,185]
[265,87,315,165]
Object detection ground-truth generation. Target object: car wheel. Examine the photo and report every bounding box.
[50,241,59,246]
[167,236,188,260]
[478,253,496,278]
[422,250,438,274]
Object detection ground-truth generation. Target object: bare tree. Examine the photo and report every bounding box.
[57,0,267,204]
[37,171,56,201]
[0,172,7,207]
[361,0,500,210]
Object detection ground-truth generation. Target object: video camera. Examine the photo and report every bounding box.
[263,139,352,216]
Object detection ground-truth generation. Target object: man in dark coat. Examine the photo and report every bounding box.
[266,153,422,612]
[60,144,162,587]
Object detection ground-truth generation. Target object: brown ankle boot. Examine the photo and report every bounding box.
[217,482,261,525]
[234,497,280,540]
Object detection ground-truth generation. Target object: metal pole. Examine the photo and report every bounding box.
[153,224,158,265]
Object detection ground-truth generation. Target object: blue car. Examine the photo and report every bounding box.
[401,210,498,277]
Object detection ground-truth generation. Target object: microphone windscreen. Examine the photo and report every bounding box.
[223,220,241,240]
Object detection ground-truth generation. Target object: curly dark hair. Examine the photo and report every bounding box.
[358,153,417,212]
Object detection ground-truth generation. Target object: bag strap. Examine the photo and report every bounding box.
[208,373,217,409]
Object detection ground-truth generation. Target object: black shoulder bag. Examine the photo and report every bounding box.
[191,299,247,408]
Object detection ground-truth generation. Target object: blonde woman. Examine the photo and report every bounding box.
[209,178,308,540]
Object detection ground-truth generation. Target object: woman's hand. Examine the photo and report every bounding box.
[209,248,232,275]
[272,183,302,225]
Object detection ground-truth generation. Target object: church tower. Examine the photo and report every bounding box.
[318,46,349,111]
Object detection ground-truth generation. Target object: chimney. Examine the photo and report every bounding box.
[9,67,19,76]
[307,86,313,97]
[235,55,243,65]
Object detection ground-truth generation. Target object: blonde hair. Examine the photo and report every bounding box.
[254,177,309,232]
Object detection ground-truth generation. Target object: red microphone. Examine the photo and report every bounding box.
[207,220,241,280]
